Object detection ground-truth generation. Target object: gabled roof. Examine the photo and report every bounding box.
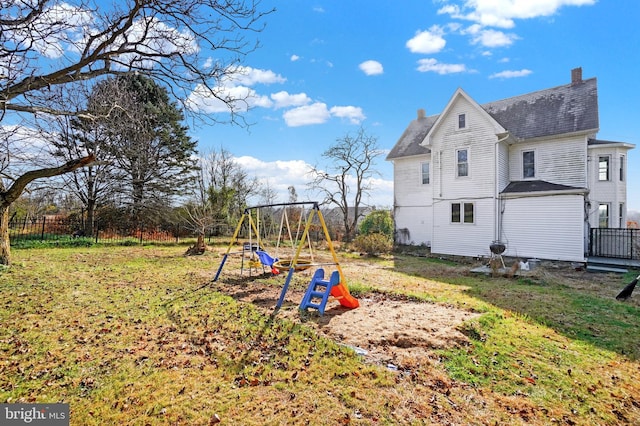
[483,78,598,140]
[387,75,600,160]
[422,88,506,146]
[386,115,434,160]
[501,180,586,194]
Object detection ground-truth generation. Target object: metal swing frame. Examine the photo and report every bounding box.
[212,201,345,309]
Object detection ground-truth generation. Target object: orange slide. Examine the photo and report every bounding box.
[330,282,359,308]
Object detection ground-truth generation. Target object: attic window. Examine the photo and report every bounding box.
[458,113,466,129]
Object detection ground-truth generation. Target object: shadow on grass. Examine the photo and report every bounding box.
[391,254,640,360]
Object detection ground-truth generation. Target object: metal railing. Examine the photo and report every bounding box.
[8,216,194,245]
[589,228,639,260]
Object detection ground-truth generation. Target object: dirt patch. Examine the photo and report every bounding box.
[211,279,479,367]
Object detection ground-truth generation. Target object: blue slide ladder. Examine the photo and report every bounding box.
[299,268,340,315]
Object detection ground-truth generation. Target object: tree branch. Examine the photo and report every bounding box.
[1,154,95,208]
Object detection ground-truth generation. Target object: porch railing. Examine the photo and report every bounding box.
[589,228,639,260]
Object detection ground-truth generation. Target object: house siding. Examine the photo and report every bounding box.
[432,198,495,257]
[428,94,498,257]
[508,136,587,187]
[392,156,433,245]
[500,194,585,261]
[387,72,634,263]
[587,145,628,228]
[431,96,498,202]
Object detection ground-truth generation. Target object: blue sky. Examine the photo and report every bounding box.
[189,0,640,212]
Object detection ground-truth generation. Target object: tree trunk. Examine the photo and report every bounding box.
[185,234,207,256]
[86,197,96,236]
[0,204,10,266]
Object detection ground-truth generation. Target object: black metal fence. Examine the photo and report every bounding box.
[589,228,640,260]
[8,216,196,245]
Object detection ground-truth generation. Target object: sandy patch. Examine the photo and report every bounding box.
[210,279,479,367]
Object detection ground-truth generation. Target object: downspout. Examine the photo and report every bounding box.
[495,132,510,242]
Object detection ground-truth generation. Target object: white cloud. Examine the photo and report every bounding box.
[406,26,447,54]
[186,66,285,113]
[95,17,199,69]
[186,83,272,113]
[489,69,533,79]
[283,103,331,127]
[281,103,366,127]
[290,54,300,61]
[226,66,286,86]
[470,28,518,47]
[7,2,93,59]
[0,124,55,168]
[359,60,384,76]
[329,106,366,124]
[438,0,596,29]
[202,57,214,69]
[416,58,466,75]
[233,156,393,207]
[270,91,312,109]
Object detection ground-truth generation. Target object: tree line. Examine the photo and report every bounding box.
[1,0,383,265]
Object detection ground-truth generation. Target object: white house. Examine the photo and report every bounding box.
[386,68,635,262]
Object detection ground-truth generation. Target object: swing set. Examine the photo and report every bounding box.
[213,202,359,312]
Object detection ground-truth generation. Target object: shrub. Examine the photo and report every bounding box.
[359,210,393,238]
[353,232,393,256]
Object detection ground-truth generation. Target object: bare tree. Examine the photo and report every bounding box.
[0,0,272,264]
[181,148,258,252]
[49,87,121,236]
[308,128,382,242]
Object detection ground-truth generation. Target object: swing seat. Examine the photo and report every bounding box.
[273,258,313,272]
[255,251,280,275]
[255,250,278,266]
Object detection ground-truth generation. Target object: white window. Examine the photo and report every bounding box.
[598,203,609,228]
[523,150,535,179]
[456,148,469,177]
[458,113,466,129]
[451,202,474,224]
[620,155,625,181]
[598,156,610,181]
[421,162,430,185]
[619,203,625,228]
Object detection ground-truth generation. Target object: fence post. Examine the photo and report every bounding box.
[139,223,144,244]
[40,216,46,241]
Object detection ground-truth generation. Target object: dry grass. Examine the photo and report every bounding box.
[0,244,638,425]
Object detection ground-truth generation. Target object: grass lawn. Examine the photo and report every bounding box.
[0,244,638,425]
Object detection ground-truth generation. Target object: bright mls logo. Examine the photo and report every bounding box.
[1,404,69,425]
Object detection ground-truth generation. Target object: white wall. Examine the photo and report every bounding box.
[392,155,433,245]
[508,135,587,187]
[432,198,496,258]
[500,194,585,262]
[587,145,629,228]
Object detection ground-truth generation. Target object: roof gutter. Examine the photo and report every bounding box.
[501,187,589,199]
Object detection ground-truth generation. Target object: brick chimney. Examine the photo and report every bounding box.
[417,108,426,119]
[571,67,582,85]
